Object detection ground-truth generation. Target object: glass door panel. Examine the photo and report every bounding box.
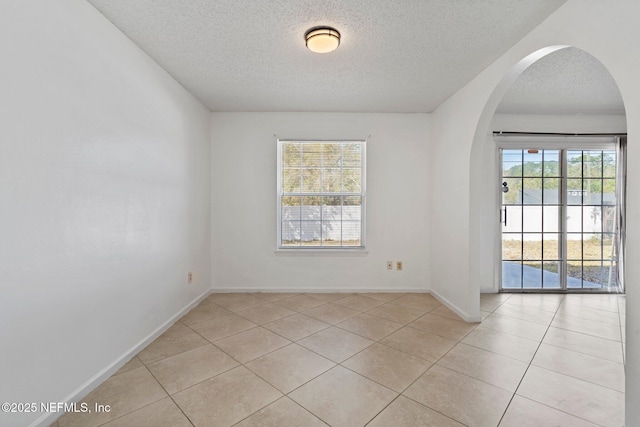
[564,150,618,289]
[500,146,622,292]
[501,149,561,290]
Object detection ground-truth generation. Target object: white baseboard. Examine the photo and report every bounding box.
[210,287,432,293]
[33,289,212,427]
[430,289,482,323]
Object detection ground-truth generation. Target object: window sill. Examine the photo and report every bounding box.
[275,248,368,256]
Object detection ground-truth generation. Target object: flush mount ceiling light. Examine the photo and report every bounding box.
[305,27,340,53]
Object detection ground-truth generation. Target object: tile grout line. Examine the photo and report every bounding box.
[366,297,514,426]
[229,395,330,427]
[141,365,197,427]
[494,293,560,426]
[617,295,626,368]
[233,297,441,426]
[345,307,472,427]
[474,313,623,365]
[242,295,458,425]
[495,294,613,427]
[63,292,622,427]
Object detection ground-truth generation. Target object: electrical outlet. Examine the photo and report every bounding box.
[386,261,393,270]
[188,272,193,284]
[396,261,403,271]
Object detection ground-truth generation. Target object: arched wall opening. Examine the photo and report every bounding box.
[469,45,627,295]
[466,44,629,421]
[424,4,640,422]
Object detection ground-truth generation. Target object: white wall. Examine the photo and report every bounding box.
[0,1,211,426]
[211,113,430,292]
[427,0,640,422]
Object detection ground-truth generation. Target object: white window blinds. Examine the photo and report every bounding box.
[277,140,366,249]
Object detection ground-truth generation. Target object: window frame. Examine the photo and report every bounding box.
[276,139,367,250]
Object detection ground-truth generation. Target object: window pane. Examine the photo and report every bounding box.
[542,262,561,288]
[583,151,603,178]
[567,151,583,177]
[522,206,542,232]
[602,234,615,260]
[321,196,341,245]
[584,206,602,233]
[602,179,616,205]
[301,196,321,220]
[343,196,362,221]
[343,169,361,192]
[282,196,301,219]
[567,179,583,205]
[343,195,362,206]
[302,169,321,192]
[588,264,609,288]
[522,235,542,260]
[322,196,341,220]
[283,143,301,167]
[582,264,603,289]
[523,262,542,288]
[322,169,341,193]
[342,221,361,246]
[522,178,542,204]
[542,233,560,260]
[301,221,321,245]
[281,223,300,246]
[566,206,582,232]
[502,150,522,177]
[543,206,559,232]
[281,195,301,246]
[322,223,342,246]
[342,143,362,167]
[603,207,616,233]
[502,261,522,289]
[302,143,322,167]
[600,261,618,287]
[543,150,560,177]
[282,168,300,193]
[301,196,320,221]
[502,233,522,260]
[502,178,521,205]
[567,235,582,258]
[582,233,603,261]
[523,150,543,176]
[583,179,602,205]
[567,262,583,288]
[603,151,616,178]
[503,205,522,233]
[322,143,342,167]
[542,178,559,204]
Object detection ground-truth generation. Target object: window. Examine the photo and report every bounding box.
[277,140,366,249]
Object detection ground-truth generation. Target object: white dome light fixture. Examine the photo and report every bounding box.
[305,27,340,53]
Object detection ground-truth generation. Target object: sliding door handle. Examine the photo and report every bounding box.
[500,206,507,226]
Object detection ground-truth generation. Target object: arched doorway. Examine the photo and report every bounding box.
[468,46,627,294]
[467,45,628,425]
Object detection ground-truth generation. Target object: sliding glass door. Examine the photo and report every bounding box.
[500,142,623,292]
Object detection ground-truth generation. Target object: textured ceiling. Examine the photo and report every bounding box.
[497,47,625,115]
[87,0,567,113]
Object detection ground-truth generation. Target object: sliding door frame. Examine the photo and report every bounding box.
[495,134,625,293]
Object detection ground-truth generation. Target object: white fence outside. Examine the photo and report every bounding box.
[282,206,361,242]
[502,205,615,241]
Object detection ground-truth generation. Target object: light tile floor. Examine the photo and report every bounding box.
[55,292,626,427]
